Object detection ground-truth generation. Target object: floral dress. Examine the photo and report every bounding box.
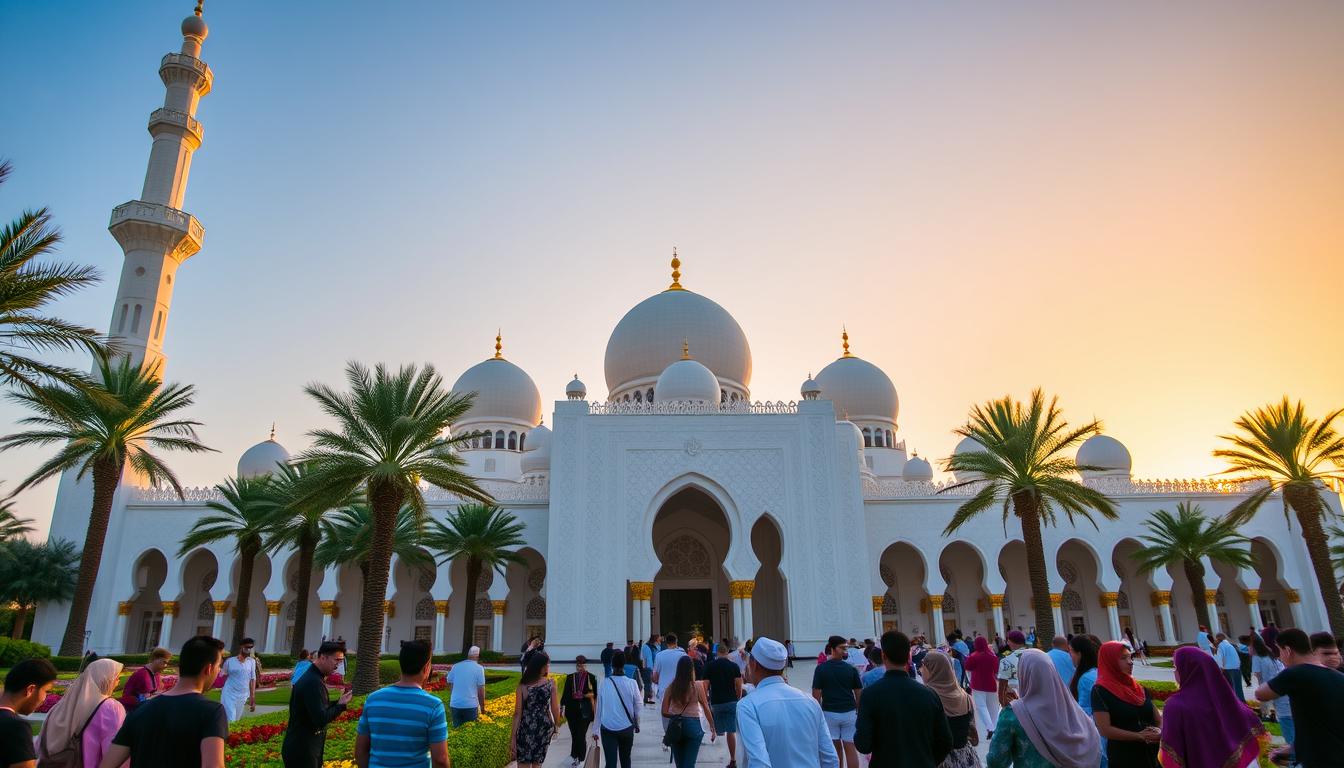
[514,680,555,764]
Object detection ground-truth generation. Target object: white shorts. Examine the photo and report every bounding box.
[824,710,858,742]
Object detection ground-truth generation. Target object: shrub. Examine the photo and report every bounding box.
[0,637,52,666]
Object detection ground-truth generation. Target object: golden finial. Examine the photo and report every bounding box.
[194,0,204,17]
[841,326,852,358]
[667,247,684,291]
[269,423,276,441]
[681,339,691,360]
[493,330,503,359]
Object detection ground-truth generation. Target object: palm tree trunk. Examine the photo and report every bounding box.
[288,531,317,658]
[1015,491,1056,640]
[1286,484,1344,636]
[10,605,29,639]
[354,482,403,694]
[230,541,259,650]
[60,457,121,656]
[1182,559,1211,631]
[460,556,481,654]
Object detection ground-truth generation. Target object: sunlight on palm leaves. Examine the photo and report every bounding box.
[0,485,35,543]
[314,502,434,579]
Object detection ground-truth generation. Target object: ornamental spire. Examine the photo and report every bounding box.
[494,330,503,359]
[194,0,203,16]
[681,339,691,360]
[667,247,684,291]
[842,326,852,358]
[269,422,276,441]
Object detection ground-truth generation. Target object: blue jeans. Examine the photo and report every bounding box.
[669,717,704,768]
[1279,716,1295,747]
[601,725,635,768]
[450,707,478,727]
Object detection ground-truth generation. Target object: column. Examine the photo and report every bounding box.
[1286,589,1305,629]
[631,583,654,643]
[158,602,178,648]
[381,602,395,653]
[211,601,229,640]
[1152,591,1175,643]
[264,601,282,653]
[434,601,450,652]
[730,581,755,641]
[989,594,1006,639]
[1100,592,1122,640]
[1204,590,1221,634]
[928,596,945,645]
[1049,593,1063,634]
[114,602,132,654]
[319,600,336,641]
[1243,590,1264,632]
[491,600,506,652]
[872,596,884,638]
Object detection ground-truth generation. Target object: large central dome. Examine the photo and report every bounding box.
[603,254,752,402]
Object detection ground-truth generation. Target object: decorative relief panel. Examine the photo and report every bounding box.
[1059,560,1079,585]
[474,597,493,620]
[526,597,546,620]
[1061,589,1083,611]
[527,567,546,593]
[417,567,435,592]
[882,594,899,615]
[661,535,713,579]
[1118,590,1130,610]
[415,597,435,621]
[201,570,216,592]
[286,601,297,620]
[197,598,214,620]
[880,564,895,587]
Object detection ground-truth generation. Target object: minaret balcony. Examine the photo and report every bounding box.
[159,52,213,95]
[109,201,204,262]
[147,108,203,147]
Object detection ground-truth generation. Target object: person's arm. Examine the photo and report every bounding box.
[589,681,602,739]
[355,733,372,768]
[200,736,225,768]
[734,675,743,699]
[1255,682,1281,701]
[509,687,523,759]
[698,684,716,737]
[248,666,257,711]
[428,740,450,768]
[477,667,488,711]
[550,681,561,731]
[652,661,660,685]
[736,700,772,768]
[851,668,862,710]
[99,744,131,768]
[997,678,1010,707]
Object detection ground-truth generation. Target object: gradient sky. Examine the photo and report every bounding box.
[3,1,1342,537]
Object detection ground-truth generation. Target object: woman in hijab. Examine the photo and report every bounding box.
[1091,641,1160,768]
[922,651,981,768]
[966,637,1002,740]
[987,649,1100,768]
[1158,647,1265,768]
[36,658,126,767]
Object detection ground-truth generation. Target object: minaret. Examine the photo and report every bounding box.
[106,2,213,371]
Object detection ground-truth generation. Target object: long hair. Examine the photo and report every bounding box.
[664,655,696,707]
[1068,634,1100,700]
[521,650,549,686]
[1249,633,1272,659]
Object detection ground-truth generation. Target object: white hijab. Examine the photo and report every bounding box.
[1010,649,1100,768]
[40,658,124,749]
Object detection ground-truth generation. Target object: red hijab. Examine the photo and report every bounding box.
[1095,640,1147,706]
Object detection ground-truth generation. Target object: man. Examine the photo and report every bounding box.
[283,640,353,767]
[220,637,258,722]
[1047,635,1075,684]
[845,639,868,672]
[1257,627,1344,768]
[856,631,952,767]
[355,640,449,768]
[120,646,171,712]
[1195,625,1212,654]
[101,635,229,768]
[641,635,660,703]
[651,632,687,711]
[600,641,616,677]
[1310,632,1343,671]
[812,635,863,768]
[445,645,488,726]
[0,658,58,768]
[706,643,744,768]
[737,637,838,768]
[1215,632,1245,700]
[996,630,1028,707]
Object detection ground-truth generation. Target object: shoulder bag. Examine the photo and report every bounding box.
[662,697,689,747]
[37,698,107,768]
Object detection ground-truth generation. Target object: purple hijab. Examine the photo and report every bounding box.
[1159,646,1264,768]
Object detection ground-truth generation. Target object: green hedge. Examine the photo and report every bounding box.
[0,638,51,666]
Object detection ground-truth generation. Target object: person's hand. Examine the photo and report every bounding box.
[248,699,256,712]
[338,689,353,706]
[1140,727,1162,744]
[710,730,717,742]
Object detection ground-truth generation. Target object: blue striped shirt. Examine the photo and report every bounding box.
[356,684,448,768]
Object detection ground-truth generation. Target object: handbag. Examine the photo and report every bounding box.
[583,742,602,768]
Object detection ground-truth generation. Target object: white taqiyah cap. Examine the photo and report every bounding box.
[468,645,481,658]
[750,637,787,671]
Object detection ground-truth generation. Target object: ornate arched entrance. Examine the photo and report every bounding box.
[651,487,731,644]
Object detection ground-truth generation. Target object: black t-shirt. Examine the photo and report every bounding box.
[0,709,36,766]
[1091,686,1159,768]
[706,657,742,705]
[112,691,228,767]
[1269,663,1344,767]
[811,658,862,713]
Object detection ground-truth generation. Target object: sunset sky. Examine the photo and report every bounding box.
[2,1,1341,536]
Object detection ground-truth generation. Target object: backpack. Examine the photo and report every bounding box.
[37,698,107,768]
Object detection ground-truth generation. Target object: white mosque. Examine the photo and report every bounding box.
[31,7,1344,660]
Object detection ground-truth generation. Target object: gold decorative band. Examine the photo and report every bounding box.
[989,594,1006,608]
[1049,593,1062,608]
[1286,589,1301,603]
[212,600,230,614]
[491,600,507,615]
[927,595,944,610]
[161,601,179,617]
[1150,590,1172,607]
[1099,592,1119,608]
[872,596,884,612]
[1242,589,1260,604]
[434,600,450,615]
[118,601,133,616]
[1204,589,1218,603]
[384,600,395,618]
[729,580,755,599]
[630,582,655,601]
[266,600,282,615]
[319,600,337,616]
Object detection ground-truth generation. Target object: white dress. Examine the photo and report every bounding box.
[220,655,256,721]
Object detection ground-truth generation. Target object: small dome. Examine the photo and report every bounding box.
[565,375,587,400]
[1076,434,1132,478]
[521,424,552,474]
[654,346,720,406]
[800,375,821,400]
[181,13,208,39]
[237,438,289,479]
[812,335,898,424]
[902,455,934,482]
[951,436,988,482]
[451,341,543,427]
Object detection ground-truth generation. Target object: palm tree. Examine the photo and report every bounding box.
[0,355,213,655]
[941,389,1119,639]
[0,160,108,394]
[0,486,35,544]
[424,504,527,653]
[1131,502,1253,631]
[313,502,435,592]
[179,475,278,650]
[291,362,489,693]
[1216,398,1344,634]
[0,538,79,639]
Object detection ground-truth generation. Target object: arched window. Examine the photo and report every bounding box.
[518,433,526,451]
[862,428,872,447]
[886,430,893,446]
[730,392,739,403]
[873,430,884,448]
[118,304,128,333]
[494,430,505,449]
[646,388,654,403]
[624,394,630,402]
[721,389,727,404]
[507,431,517,450]
[634,390,642,403]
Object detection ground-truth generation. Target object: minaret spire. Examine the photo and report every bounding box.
[105,6,214,371]
[667,247,684,291]
[494,330,504,359]
[841,326,852,358]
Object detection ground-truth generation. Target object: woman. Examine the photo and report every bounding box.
[861,646,885,688]
[1248,634,1288,734]
[621,649,645,700]
[922,651,981,768]
[661,655,716,768]
[1158,646,1265,768]
[966,636,1001,740]
[987,649,1100,768]
[37,658,126,768]
[118,647,170,712]
[592,649,642,768]
[560,654,598,767]
[511,651,560,768]
[1091,641,1160,768]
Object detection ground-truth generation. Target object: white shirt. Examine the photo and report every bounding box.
[446,659,486,709]
[221,656,256,698]
[845,647,867,671]
[737,675,840,768]
[591,675,641,735]
[652,647,687,697]
[1196,633,1212,653]
[1216,639,1242,670]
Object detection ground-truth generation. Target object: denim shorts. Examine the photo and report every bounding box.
[824,710,858,742]
[711,702,738,733]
